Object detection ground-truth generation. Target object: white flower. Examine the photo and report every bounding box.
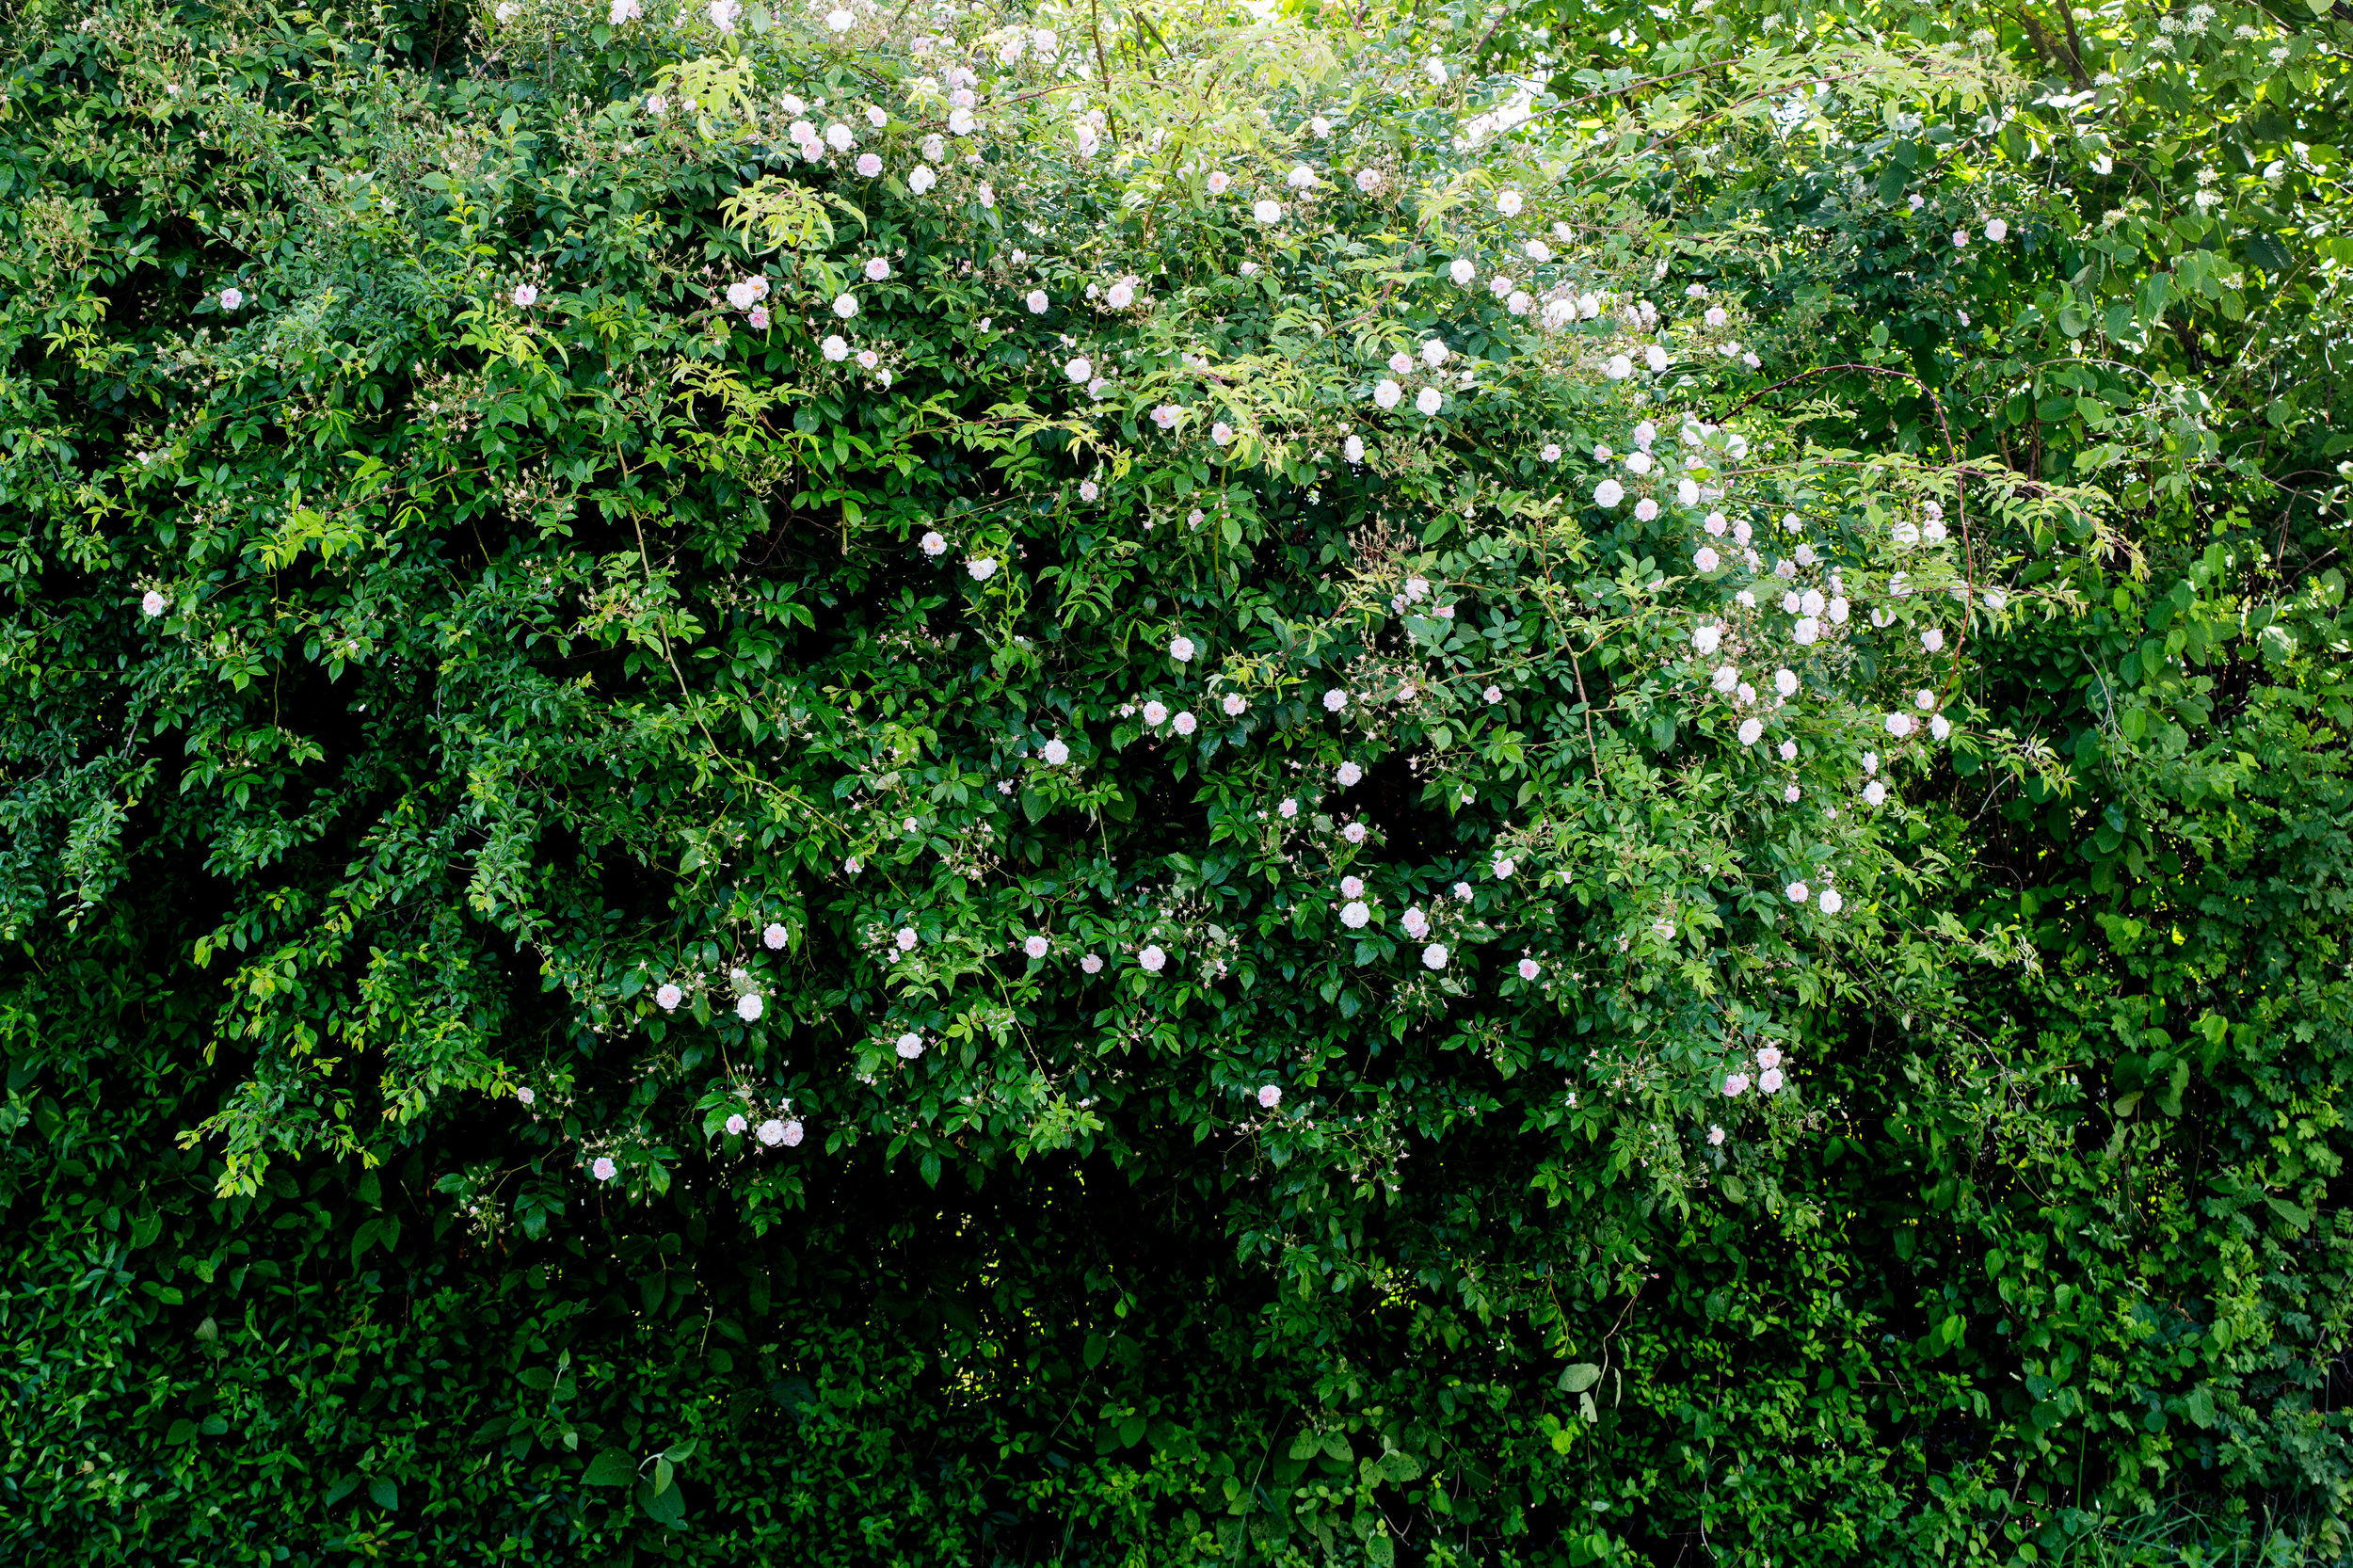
[832,293,858,320]
[140,589,168,617]
[1139,699,1171,728]
[1953,229,1969,248]
[1342,822,1368,844]
[1427,56,1447,83]
[1321,690,1351,717]
[1415,387,1442,417]
[892,1030,925,1059]
[1080,953,1104,974]
[1916,688,1937,711]
[1723,1074,1750,1097]
[1541,442,1562,462]
[1634,498,1659,522]
[907,165,936,194]
[1921,628,1945,653]
[591,1157,618,1181]
[894,927,920,952]
[1253,199,1283,224]
[1058,356,1093,386]
[1605,354,1633,380]
[736,993,764,1022]
[1279,797,1299,819]
[1737,717,1764,746]
[1421,943,1449,970]
[825,122,854,152]
[862,256,891,283]
[1206,169,1231,195]
[1401,906,1430,938]
[762,922,789,951]
[1885,712,1914,737]
[949,114,977,144]
[609,0,641,20]
[1863,780,1887,807]
[824,6,854,29]
[1257,1084,1284,1109]
[1106,280,1135,309]
[1863,751,1879,774]
[1173,712,1196,736]
[1760,1067,1785,1093]
[656,983,683,1011]
[495,1,517,18]
[1344,435,1366,462]
[1222,693,1248,718]
[1707,1125,1725,1145]
[967,556,999,581]
[1335,761,1364,788]
[1645,345,1670,373]
[1024,289,1049,315]
[866,105,888,129]
[1930,714,1951,742]
[1340,875,1365,898]
[1711,664,1738,694]
[1493,857,1516,879]
[1023,935,1050,960]
[919,530,947,557]
[1076,479,1100,503]
[1453,881,1472,901]
[1517,958,1542,980]
[1139,945,1167,973]
[512,283,537,308]
[1495,189,1523,216]
[1210,422,1233,445]
[1340,901,1370,929]
[1354,168,1384,193]
[722,1112,747,1136]
[1483,685,1502,704]
[1372,378,1402,409]
[516,1086,538,1108]
[1449,258,1476,286]
[1593,478,1625,508]
[1985,218,2009,243]
[1525,239,1553,263]
[1692,624,1721,655]
[1286,164,1315,190]
[1041,738,1070,764]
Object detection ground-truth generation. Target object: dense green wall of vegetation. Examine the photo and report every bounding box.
[4,0,2351,1562]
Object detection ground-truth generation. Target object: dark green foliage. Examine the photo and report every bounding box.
[6,0,2353,1563]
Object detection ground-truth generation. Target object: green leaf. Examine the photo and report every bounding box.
[1559,1362,1601,1394]
[367,1478,398,1512]
[639,1475,687,1528]
[582,1448,637,1487]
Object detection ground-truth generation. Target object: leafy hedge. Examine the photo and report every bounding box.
[5,0,2352,1563]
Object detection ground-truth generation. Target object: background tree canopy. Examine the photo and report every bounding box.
[4,0,2351,1562]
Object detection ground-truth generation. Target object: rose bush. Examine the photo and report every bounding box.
[5,0,2350,1561]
